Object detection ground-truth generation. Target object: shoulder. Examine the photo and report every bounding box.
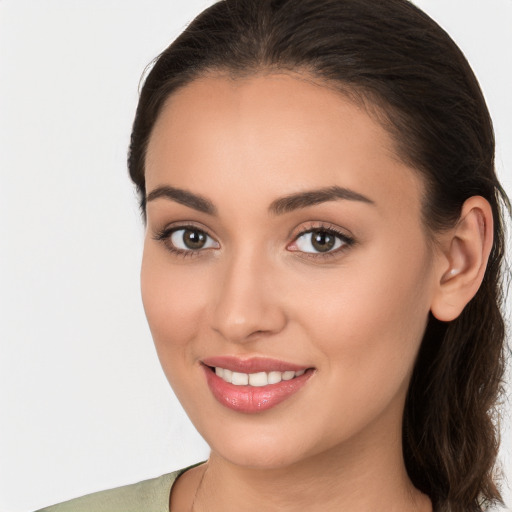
[34,468,185,512]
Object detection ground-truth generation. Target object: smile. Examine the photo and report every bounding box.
[201,357,314,413]
[214,367,306,386]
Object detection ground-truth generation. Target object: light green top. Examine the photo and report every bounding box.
[35,464,202,512]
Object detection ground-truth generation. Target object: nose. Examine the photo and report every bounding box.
[210,251,287,344]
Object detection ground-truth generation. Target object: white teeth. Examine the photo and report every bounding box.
[267,371,282,384]
[231,371,249,385]
[248,372,268,387]
[215,367,307,386]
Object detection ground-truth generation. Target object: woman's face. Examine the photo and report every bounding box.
[141,74,440,468]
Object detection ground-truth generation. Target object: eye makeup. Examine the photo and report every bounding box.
[153,223,219,259]
[287,221,355,260]
[152,220,356,261]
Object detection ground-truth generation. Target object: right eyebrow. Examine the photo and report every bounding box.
[146,185,217,216]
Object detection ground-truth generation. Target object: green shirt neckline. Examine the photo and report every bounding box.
[35,461,206,512]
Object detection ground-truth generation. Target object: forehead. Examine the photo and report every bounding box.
[145,73,424,218]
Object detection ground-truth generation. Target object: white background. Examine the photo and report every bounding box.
[0,1,511,511]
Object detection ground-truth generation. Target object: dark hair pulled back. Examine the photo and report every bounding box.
[128,1,509,510]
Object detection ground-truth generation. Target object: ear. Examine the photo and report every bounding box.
[430,196,494,322]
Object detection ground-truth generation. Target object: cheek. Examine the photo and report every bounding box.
[140,245,208,365]
[292,236,433,405]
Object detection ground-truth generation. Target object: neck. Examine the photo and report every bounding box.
[192,406,432,512]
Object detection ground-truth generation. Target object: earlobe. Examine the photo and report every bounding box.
[430,196,493,322]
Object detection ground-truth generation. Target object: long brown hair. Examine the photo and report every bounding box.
[128,1,510,510]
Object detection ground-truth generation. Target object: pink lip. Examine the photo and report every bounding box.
[201,357,314,414]
[202,356,308,373]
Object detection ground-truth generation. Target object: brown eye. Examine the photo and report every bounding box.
[182,229,207,249]
[311,230,336,252]
[168,228,218,251]
[291,228,350,254]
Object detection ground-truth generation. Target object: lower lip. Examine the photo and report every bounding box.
[203,366,313,413]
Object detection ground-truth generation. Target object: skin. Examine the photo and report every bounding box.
[141,73,492,511]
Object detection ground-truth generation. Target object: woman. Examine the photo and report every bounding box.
[34,0,509,511]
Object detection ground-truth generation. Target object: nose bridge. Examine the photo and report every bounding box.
[211,244,286,343]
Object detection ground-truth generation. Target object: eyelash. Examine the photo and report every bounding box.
[290,222,355,260]
[153,224,215,259]
[153,222,355,260]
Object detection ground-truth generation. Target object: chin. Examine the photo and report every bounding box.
[201,419,331,471]
[213,441,307,470]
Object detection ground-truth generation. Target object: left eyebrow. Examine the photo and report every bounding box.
[268,185,375,215]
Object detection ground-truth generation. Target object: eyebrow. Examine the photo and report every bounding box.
[145,184,374,216]
[268,185,375,215]
[146,185,217,215]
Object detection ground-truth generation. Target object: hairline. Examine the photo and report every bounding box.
[142,65,444,246]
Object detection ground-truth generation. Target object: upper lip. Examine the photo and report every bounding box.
[201,356,311,374]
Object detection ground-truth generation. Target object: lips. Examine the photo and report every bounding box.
[202,356,309,373]
[201,356,314,413]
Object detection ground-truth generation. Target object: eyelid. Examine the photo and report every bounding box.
[289,221,354,241]
[152,220,354,259]
[287,222,355,257]
[152,220,215,238]
[152,222,220,257]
